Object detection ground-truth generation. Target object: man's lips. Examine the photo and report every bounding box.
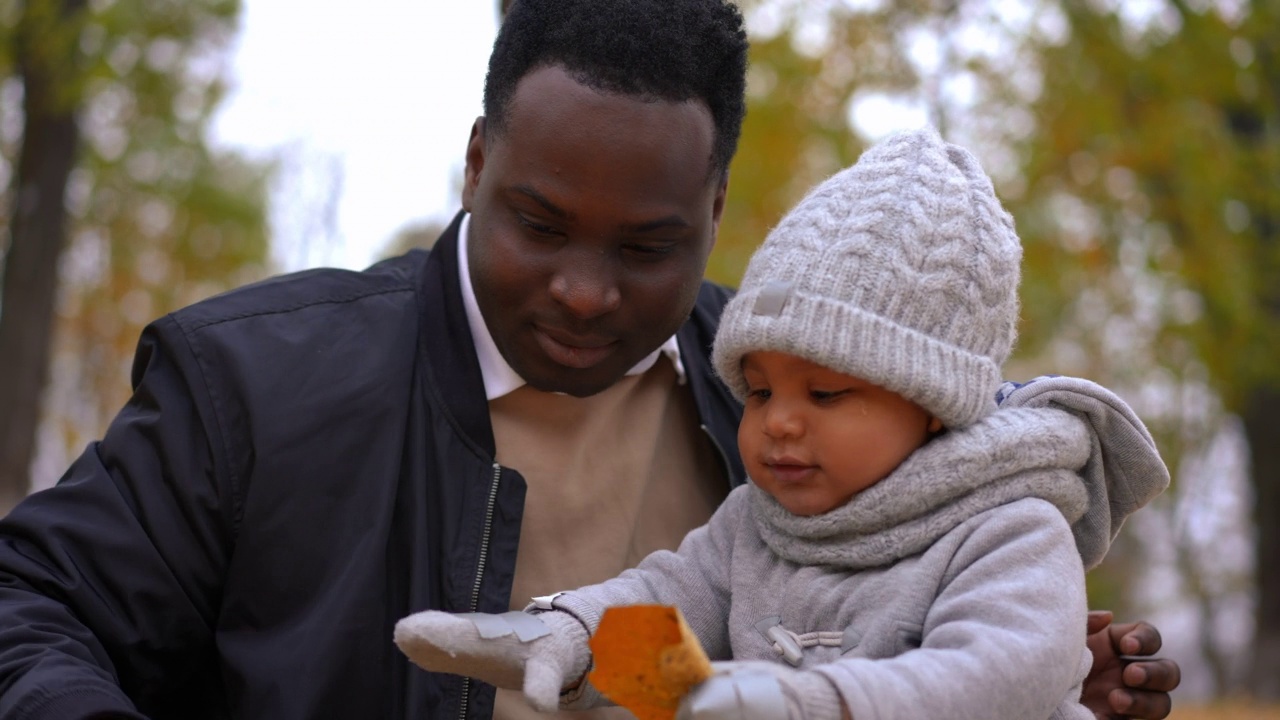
[532,326,618,370]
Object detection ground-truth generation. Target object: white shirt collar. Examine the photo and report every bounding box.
[457,213,685,401]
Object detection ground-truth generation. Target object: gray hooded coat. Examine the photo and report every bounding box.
[542,377,1169,720]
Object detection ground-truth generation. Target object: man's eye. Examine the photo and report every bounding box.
[517,215,561,236]
[624,243,676,259]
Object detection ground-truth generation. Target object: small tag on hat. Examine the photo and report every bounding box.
[752,279,794,317]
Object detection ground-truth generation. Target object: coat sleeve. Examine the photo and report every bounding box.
[815,498,1091,720]
[0,315,237,719]
[544,484,750,662]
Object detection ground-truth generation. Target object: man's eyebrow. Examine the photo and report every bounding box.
[511,185,572,220]
[509,185,689,232]
[622,216,691,233]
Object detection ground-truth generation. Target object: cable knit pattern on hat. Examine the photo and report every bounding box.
[713,127,1022,428]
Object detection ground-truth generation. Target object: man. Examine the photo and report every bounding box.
[0,1,1179,719]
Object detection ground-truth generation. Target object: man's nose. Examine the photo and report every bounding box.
[549,250,622,319]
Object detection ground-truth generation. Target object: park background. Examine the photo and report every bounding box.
[0,0,1277,714]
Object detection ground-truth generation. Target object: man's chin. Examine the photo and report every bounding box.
[520,364,629,398]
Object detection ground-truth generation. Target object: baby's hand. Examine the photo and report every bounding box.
[394,609,590,710]
[677,660,844,720]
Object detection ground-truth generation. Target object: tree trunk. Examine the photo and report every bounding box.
[1244,386,1280,700]
[0,4,83,514]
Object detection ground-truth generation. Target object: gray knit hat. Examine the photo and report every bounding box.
[712,127,1022,429]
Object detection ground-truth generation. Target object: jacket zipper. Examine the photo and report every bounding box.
[700,424,735,490]
[458,462,503,720]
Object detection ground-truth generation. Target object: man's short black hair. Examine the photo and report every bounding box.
[485,0,748,181]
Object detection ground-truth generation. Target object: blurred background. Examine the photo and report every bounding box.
[0,0,1276,714]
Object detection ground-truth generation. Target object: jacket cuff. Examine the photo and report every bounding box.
[789,669,845,720]
[542,592,605,635]
[9,681,143,720]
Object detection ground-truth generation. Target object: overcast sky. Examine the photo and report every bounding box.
[205,1,941,273]
[210,2,499,271]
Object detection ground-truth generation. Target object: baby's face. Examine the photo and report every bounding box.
[737,351,941,516]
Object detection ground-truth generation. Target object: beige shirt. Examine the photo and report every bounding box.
[489,357,726,720]
[457,213,727,718]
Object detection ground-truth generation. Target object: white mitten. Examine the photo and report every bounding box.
[676,660,844,720]
[394,609,591,710]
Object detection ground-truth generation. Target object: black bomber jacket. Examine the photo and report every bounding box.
[0,212,745,720]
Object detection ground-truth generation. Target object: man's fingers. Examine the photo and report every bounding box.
[1109,687,1173,720]
[1114,621,1163,656]
[1087,610,1115,636]
[1084,613,1179,719]
[1123,659,1182,693]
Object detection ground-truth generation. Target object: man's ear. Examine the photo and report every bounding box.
[709,174,729,248]
[461,117,487,212]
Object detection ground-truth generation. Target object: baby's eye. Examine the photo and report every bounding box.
[746,387,771,401]
[810,388,852,402]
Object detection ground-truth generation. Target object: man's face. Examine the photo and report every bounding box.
[462,65,726,397]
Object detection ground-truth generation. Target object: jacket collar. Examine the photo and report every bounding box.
[418,211,498,457]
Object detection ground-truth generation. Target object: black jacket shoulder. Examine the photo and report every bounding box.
[166,251,429,335]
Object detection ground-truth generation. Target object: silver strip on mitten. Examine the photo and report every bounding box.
[461,611,553,642]
[677,671,789,720]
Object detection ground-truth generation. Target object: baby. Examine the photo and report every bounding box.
[394,127,1169,720]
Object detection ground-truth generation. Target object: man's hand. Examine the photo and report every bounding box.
[1081,610,1182,719]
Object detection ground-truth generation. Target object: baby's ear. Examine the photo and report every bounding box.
[927,416,944,433]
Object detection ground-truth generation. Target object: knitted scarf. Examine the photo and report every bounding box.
[752,406,1092,571]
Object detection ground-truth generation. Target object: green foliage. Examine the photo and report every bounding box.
[720,0,1278,410]
[1016,1,1280,411]
[10,0,88,112]
[0,0,270,461]
[729,0,1278,691]
[712,0,1042,287]
[713,28,861,285]
[712,0,924,285]
[1009,3,1279,694]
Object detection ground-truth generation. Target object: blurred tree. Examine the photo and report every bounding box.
[712,0,1051,283]
[1014,0,1279,698]
[0,0,87,511]
[0,0,271,507]
[687,0,1276,698]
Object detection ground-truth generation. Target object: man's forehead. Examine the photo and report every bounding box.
[487,66,719,190]
[505,65,714,133]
